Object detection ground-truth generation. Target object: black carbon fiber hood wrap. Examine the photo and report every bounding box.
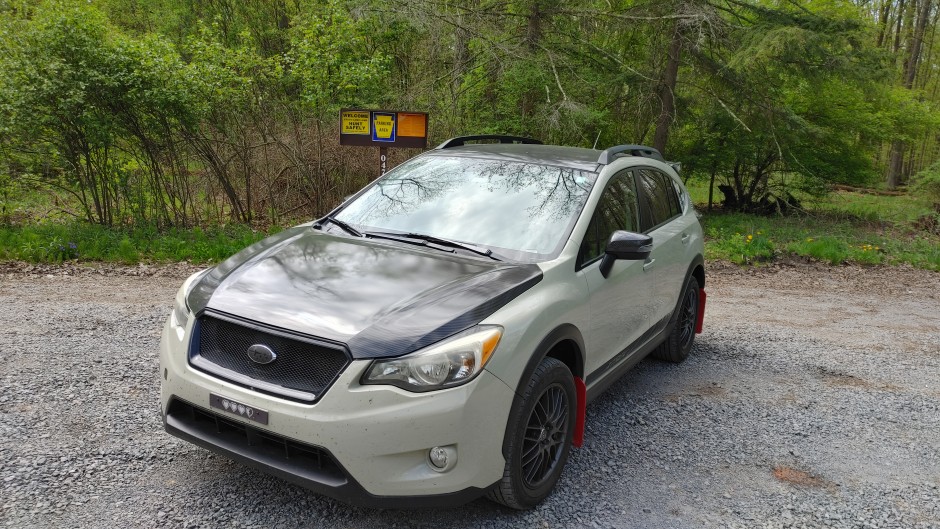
[187,228,542,359]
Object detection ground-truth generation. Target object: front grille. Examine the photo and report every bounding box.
[166,398,346,485]
[190,313,349,402]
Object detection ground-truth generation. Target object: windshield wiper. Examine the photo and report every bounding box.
[316,216,362,237]
[403,233,498,259]
[366,231,501,261]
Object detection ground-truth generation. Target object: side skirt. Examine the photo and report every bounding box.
[584,313,672,403]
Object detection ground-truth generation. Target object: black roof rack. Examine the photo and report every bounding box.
[597,144,664,165]
[435,135,542,149]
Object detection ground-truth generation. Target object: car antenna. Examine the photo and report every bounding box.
[592,131,601,150]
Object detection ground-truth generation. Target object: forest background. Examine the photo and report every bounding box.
[1,0,939,268]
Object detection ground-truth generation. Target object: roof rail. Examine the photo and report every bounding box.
[435,135,542,149]
[597,144,664,165]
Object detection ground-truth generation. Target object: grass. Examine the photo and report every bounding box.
[808,189,937,224]
[0,223,270,264]
[689,179,940,271]
[0,179,937,271]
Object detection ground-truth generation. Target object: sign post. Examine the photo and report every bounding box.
[339,109,428,176]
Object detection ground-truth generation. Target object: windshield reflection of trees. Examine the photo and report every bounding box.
[366,158,594,223]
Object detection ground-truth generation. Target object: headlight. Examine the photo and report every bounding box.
[362,326,503,392]
[169,268,211,340]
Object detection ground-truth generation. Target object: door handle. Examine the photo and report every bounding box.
[681,233,690,245]
[643,258,656,271]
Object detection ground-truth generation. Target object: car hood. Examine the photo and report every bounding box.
[187,226,542,359]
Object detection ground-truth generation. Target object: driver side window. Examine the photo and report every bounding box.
[578,171,640,268]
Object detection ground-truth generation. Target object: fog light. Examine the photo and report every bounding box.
[428,447,448,469]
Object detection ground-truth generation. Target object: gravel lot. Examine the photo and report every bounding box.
[1,261,938,528]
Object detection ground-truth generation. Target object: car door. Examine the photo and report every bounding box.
[578,170,653,376]
[635,168,687,327]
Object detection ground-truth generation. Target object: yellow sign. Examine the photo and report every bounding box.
[373,113,396,141]
[339,108,425,149]
[341,111,370,135]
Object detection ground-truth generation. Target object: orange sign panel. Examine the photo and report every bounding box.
[397,112,427,138]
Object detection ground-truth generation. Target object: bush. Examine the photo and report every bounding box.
[913,162,940,204]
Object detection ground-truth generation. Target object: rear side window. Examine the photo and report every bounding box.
[637,169,681,232]
[578,171,639,267]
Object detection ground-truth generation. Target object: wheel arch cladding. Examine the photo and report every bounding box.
[510,324,587,450]
[682,253,705,288]
[692,262,705,289]
[523,325,585,381]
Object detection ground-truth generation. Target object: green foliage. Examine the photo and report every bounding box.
[1,0,940,273]
[0,1,202,225]
[786,237,857,266]
[289,0,389,116]
[674,1,898,210]
[0,222,267,263]
[810,187,937,224]
[702,217,776,264]
[699,210,938,270]
[913,162,940,203]
[690,176,939,270]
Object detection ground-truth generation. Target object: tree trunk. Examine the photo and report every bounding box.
[707,160,717,211]
[917,6,940,89]
[887,141,905,189]
[893,0,907,55]
[904,0,932,88]
[653,19,682,154]
[877,0,893,47]
[887,0,933,189]
[525,0,544,52]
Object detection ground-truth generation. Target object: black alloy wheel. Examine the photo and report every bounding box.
[677,283,699,351]
[521,384,569,490]
[488,357,576,510]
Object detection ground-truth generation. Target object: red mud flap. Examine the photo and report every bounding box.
[695,289,707,334]
[573,376,586,448]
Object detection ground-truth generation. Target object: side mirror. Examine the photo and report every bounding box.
[599,231,652,278]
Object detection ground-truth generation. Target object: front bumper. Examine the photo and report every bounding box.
[158,317,516,507]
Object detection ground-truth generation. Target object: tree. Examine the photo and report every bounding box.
[886,0,936,189]
[673,1,890,210]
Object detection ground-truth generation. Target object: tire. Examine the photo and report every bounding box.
[652,275,700,363]
[487,357,576,510]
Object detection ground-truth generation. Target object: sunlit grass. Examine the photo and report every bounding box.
[686,178,940,271]
[0,223,271,264]
[806,190,935,224]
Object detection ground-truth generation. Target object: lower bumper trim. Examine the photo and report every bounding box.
[163,397,489,509]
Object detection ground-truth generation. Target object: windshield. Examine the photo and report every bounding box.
[334,155,597,261]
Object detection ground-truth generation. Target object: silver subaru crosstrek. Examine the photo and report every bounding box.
[159,135,706,509]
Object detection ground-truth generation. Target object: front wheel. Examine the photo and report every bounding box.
[487,357,576,510]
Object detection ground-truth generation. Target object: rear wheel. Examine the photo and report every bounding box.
[652,276,700,363]
[488,357,575,510]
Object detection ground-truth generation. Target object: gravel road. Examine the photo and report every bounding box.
[1,261,938,528]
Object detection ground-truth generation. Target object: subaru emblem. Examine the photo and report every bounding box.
[247,344,277,365]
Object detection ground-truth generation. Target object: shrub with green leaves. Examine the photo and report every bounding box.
[913,162,940,204]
